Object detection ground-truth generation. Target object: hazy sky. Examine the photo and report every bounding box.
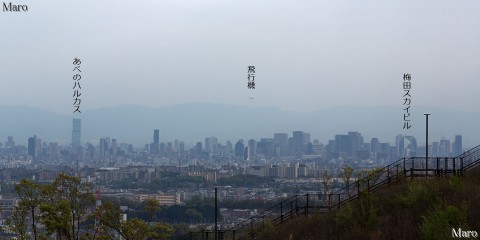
[1,0,479,114]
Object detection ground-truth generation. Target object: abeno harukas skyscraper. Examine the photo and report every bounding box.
[72,118,81,147]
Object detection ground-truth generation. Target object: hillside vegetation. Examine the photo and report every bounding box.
[261,169,480,240]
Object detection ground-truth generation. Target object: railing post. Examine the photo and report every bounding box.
[461,157,464,174]
[445,158,448,175]
[425,157,428,179]
[411,157,415,179]
[338,194,341,209]
[328,194,331,211]
[442,158,448,175]
[436,158,439,177]
[453,157,456,175]
[387,166,390,183]
[250,219,254,238]
[290,201,293,218]
[306,194,309,216]
[357,180,360,195]
[295,195,298,215]
[280,201,283,223]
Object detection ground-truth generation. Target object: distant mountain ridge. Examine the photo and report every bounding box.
[0,104,478,147]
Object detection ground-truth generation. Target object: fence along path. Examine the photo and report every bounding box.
[180,144,480,240]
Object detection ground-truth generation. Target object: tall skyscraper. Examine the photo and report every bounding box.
[105,137,111,150]
[179,141,185,153]
[247,139,257,162]
[195,142,203,159]
[303,133,311,145]
[274,133,288,156]
[111,139,118,159]
[347,132,363,156]
[432,142,440,157]
[151,129,160,154]
[205,137,218,156]
[396,135,405,157]
[292,131,304,157]
[334,134,349,154]
[312,141,324,155]
[226,140,233,153]
[406,136,417,157]
[154,129,159,144]
[99,138,106,160]
[258,138,274,158]
[166,142,173,157]
[440,139,451,156]
[235,140,244,158]
[453,135,463,156]
[159,142,166,156]
[5,136,15,148]
[174,139,179,152]
[28,135,37,160]
[371,138,380,153]
[72,118,81,147]
[48,142,59,159]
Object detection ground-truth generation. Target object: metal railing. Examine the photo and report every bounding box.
[179,144,480,240]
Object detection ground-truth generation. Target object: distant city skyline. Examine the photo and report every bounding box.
[5,124,466,153]
[12,128,464,168]
[0,103,476,147]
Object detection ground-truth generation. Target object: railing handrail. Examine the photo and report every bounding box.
[457,144,480,158]
[222,194,308,232]
[179,144,480,240]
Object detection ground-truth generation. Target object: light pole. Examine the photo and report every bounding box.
[215,187,218,240]
[425,113,430,178]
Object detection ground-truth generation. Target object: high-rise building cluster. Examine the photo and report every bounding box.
[0,118,464,171]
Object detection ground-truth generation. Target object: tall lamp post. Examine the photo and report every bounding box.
[425,113,430,178]
[215,187,218,240]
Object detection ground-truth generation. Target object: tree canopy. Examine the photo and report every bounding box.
[7,174,173,240]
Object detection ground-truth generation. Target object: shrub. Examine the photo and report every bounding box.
[419,201,468,240]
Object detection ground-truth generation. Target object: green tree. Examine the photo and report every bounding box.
[11,174,96,240]
[49,173,96,240]
[10,174,173,240]
[7,205,29,240]
[185,208,203,222]
[14,179,43,240]
[320,170,332,195]
[147,222,175,240]
[98,202,174,240]
[39,198,72,239]
[144,199,160,223]
[122,218,150,240]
